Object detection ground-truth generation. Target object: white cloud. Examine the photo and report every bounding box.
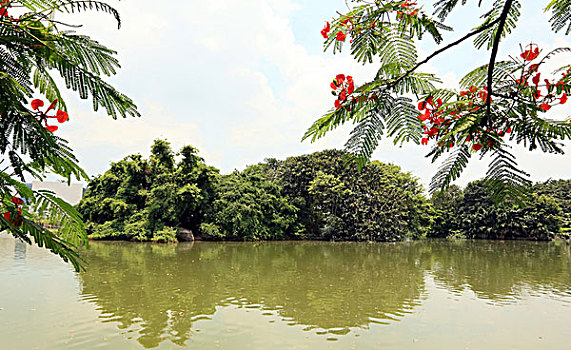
[44,0,571,187]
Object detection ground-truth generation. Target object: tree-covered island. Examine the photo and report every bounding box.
[78,139,569,243]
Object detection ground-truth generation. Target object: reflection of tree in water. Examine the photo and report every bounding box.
[78,241,426,348]
[78,240,571,348]
[13,239,27,261]
[425,240,571,302]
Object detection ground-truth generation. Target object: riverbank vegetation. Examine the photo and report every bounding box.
[78,140,570,243]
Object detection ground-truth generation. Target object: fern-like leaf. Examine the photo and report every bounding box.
[473,0,521,50]
[429,145,472,194]
[546,0,571,35]
[483,146,531,203]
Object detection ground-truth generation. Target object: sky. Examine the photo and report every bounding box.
[51,0,571,189]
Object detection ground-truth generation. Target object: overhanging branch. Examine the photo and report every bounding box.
[484,0,514,124]
[388,18,501,89]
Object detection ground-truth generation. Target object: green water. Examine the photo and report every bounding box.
[1,237,571,349]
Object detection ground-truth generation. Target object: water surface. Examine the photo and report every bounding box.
[1,237,570,349]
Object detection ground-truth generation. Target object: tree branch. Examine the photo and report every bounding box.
[389,18,501,89]
[484,0,514,124]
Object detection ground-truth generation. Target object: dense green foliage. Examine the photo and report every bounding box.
[0,1,137,270]
[78,140,218,242]
[81,142,571,242]
[267,150,430,241]
[81,146,430,242]
[534,179,571,231]
[430,180,563,240]
[199,165,301,240]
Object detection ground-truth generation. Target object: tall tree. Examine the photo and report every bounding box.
[305,0,571,203]
[0,0,138,270]
[78,140,218,242]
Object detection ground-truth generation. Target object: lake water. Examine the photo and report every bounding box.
[1,236,571,349]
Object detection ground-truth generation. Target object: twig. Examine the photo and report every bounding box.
[389,18,501,89]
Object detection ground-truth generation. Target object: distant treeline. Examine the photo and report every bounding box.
[78,140,570,242]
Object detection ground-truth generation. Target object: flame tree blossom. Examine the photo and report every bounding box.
[306,0,571,203]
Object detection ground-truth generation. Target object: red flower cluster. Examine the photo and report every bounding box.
[515,46,569,113]
[3,196,23,227]
[520,44,540,61]
[418,86,511,151]
[397,1,419,21]
[417,96,445,146]
[31,99,69,132]
[330,74,355,109]
[321,17,354,42]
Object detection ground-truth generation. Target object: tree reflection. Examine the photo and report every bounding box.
[78,241,426,348]
[426,240,571,301]
[78,240,571,348]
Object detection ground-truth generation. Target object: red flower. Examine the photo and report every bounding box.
[347,77,354,94]
[46,99,58,114]
[0,8,7,17]
[539,103,551,111]
[321,22,330,39]
[31,99,44,110]
[472,143,483,151]
[330,74,355,109]
[521,44,540,61]
[417,109,430,121]
[46,125,59,133]
[532,73,541,86]
[3,209,23,227]
[427,128,439,138]
[421,138,428,145]
[330,74,358,109]
[31,98,69,132]
[56,110,69,123]
[336,31,346,42]
[560,93,568,104]
[11,197,23,205]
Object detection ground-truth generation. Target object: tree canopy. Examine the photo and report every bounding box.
[80,146,432,242]
[430,179,563,240]
[305,0,571,203]
[80,142,569,242]
[79,140,218,242]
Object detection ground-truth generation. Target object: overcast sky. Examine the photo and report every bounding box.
[52,0,571,189]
